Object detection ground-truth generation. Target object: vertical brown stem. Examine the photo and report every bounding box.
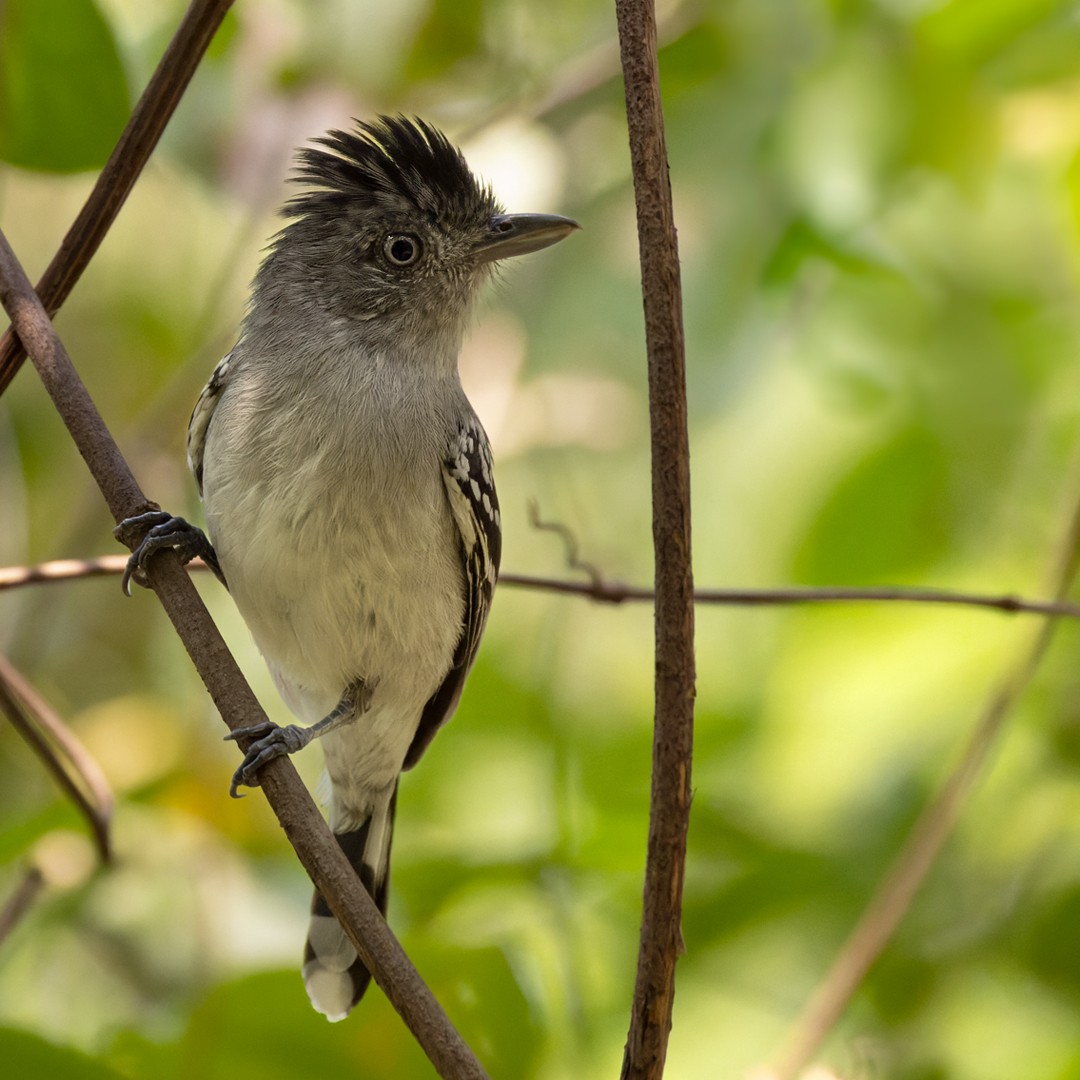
[614,1,697,1077]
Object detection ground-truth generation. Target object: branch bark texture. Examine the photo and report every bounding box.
[615,1,696,1077]
[0,0,236,394]
[0,229,488,1080]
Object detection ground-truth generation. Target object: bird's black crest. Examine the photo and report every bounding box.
[285,116,498,226]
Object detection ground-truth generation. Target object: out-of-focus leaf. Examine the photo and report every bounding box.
[0,0,129,173]
[206,9,239,61]
[792,425,951,585]
[917,0,1066,65]
[762,218,901,289]
[405,0,485,82]
[902,57,997,187]
[1047,688,1080,772]
[657,23,731,99]
[172,970,423,1080]
[0,803,82,864]
[983,9,1080,88]
[0,1027,126,1080]
[425,944,542,1080]
[865,951,942,1023]
[1065,150,1080,243]
[1022,886,1080,999]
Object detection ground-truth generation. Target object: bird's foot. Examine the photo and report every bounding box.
[225,684,371,798]
[114,510,224,594]
[225,721,313,798]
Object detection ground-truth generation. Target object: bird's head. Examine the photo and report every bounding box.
[252,116,578,358]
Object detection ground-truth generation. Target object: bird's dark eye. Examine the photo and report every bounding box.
[383,234,421,266]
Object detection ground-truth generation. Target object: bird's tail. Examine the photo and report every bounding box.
[302,783,398,1021]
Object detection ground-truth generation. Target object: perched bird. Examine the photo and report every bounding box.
[119,116,577,1020]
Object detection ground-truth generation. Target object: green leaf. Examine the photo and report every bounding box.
[1022,887,1080,999]
[0,1027,127,1080]
[792,425,952,585]
[0,0,130,173]
[917,0,1067,66]
[173,970,429,1080]
[657,23,731,99]
[0,803,83,864]
[404,0,485,82]
[762,218,900,289]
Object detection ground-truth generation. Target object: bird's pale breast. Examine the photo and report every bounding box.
[200,355,468,735]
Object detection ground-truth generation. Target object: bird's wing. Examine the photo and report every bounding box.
[186,351,234,495]
[404,419,501,769]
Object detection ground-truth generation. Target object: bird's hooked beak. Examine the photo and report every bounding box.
[473,213,580,264]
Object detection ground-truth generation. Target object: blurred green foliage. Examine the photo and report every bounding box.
[0,0,130,173]
[3,0,1080,1078]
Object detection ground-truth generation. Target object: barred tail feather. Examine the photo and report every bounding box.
[302,785,397,1021]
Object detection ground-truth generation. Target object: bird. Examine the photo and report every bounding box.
[118,115,578,1020]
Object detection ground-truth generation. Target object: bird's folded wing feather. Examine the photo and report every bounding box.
[187,351,234,495]
[405,420,501,769]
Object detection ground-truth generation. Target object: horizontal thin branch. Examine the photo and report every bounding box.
[0,227,488,1080]
[503,575,1080,619]
[3,554,1080,620]
[0,555,132,589]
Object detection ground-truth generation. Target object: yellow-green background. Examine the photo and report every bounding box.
[3,1,1080,1077]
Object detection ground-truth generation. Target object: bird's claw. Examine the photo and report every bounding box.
[227,721,312,798]
[114,510,223,595]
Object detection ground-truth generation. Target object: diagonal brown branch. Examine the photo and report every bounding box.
[0,0,236,395]
[0,866,45,950]
[767,461,1080,1079]
[615,1,696,1077]
[0,230,489,1080]
[0,653,114,863]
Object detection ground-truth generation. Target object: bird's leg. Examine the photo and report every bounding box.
[114,510,226,594]
[226,679,374,798]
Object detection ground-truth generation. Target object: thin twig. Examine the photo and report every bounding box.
[615,0,696,1077]
[0,0,236,395]
[0,556,135,590]
[768,461,1080,1080]
[4,555,1080,621]
[0,866,45,949]
[0,653,113,863]
[0,230,489,1080]
[504,576,1080,618]
[526,500,608,591]
[458,3,695,142]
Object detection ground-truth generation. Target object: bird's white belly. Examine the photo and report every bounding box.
[202,434,466,796]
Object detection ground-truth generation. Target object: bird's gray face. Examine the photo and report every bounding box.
[253,118,578,358]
